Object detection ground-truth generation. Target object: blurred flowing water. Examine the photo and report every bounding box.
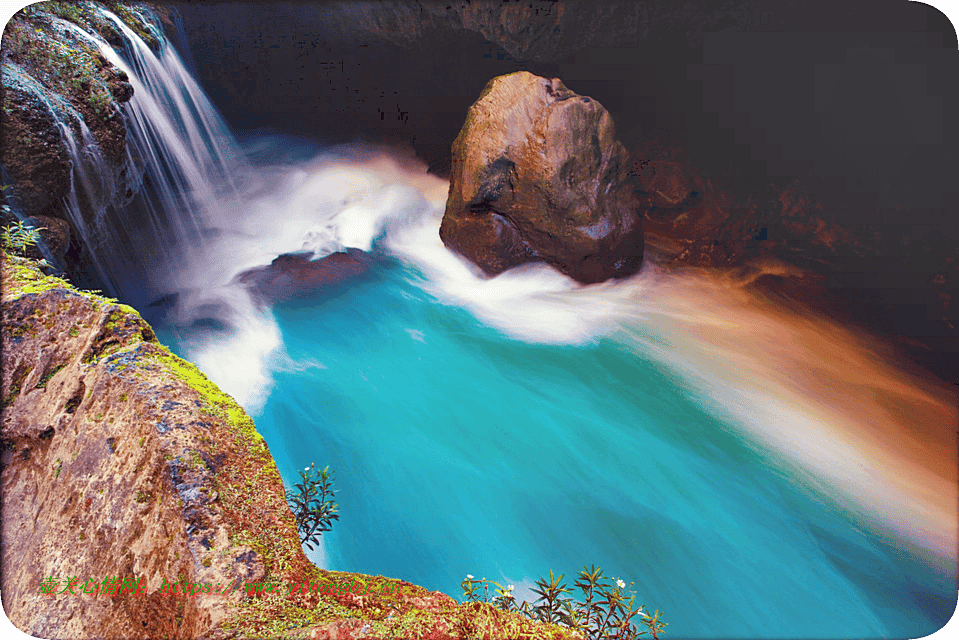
[70,16,958,639]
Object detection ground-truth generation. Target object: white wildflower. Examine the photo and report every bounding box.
[616,579,626,589]
[466,575,473,580]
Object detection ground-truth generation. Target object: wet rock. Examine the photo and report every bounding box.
[0,84,72,218]
[0,256,302,639]
[237,249,378,304]
[103,64,134,103]
[23,215,71,259]
[343,0,764,63]
[440,71,643,284]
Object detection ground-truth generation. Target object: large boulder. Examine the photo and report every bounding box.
[439,71,643,284]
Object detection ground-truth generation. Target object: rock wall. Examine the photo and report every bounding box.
[1,252,306,638]
[440,71,643,283]
[1,252,578,639]
[0,1,170,265]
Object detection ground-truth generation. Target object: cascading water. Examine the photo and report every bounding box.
[53,8,243,300]
[0,57,123,272]
[59,13,958,639]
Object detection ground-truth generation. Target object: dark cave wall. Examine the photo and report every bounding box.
[171,0,956,210]
[171,0,958,378]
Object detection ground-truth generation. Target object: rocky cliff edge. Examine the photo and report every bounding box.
[1,252,577,640]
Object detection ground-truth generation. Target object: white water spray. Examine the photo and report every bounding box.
[46,10,956,568]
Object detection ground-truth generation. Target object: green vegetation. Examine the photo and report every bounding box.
[285,463,339,551]
[2,11,116,119]
[2,219,44,257]
[462,566,666,640]
[147,346,268,453]
[35,362,67,388]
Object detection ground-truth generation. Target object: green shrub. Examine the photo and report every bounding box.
[462,565,666,640]
[285,462,340,551]
[1,219,44,256]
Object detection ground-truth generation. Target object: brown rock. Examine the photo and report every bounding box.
[0,255,306,638]
[236,249,377,304]
[439,71,643,284]
[0,86,73,218]
[24,215,71,260]
[310,619,369,640]
[343,0,765,64]
[1,255,588,638]
[405,591,457,613]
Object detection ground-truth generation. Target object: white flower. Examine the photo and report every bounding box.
[508,584,514,591]
[304,467,310,472]
[466,575,473,580]
[616,579,626,589]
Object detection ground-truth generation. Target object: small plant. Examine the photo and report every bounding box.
[285,463,339,551]
[461,565,666,640]
[2,219,44,255]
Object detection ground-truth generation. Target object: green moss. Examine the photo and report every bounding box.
[219,573,577,640]
[54,457,62,479]
[3,362,33,407]
[2,255,73,298]
[146,347,268,454]
[43,1,84,24]
[35,362,67,389]
[2,11,117,119]
[102,1,161,50]
[182,448,205,470]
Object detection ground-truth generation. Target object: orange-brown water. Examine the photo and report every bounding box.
[618,260,958,566]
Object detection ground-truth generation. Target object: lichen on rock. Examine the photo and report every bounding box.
[440,71,644,284]
[1,253,579,639]
[0,0,149,236]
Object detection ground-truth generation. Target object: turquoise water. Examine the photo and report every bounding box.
[75,19,953,638]
[161,253,951,639]
[140,137,954,639]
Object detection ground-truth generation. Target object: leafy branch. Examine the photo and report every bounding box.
[2,218,45,258]
[461,565,666,640]
[285,462,339,551]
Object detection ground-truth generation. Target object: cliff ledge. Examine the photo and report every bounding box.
[1,252,577,639]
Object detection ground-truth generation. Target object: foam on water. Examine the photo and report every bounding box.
[61,21,956,635]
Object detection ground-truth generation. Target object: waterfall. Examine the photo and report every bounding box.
[0,59,124,274]
[53,9,244,301]
[20,9,955,637]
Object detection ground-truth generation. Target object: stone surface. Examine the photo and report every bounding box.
[341,0,763,63]
[0,83,73,219]
[439,71,643,284]
[631,138,959,382]
[236,249,378,305]
[1,254,581,639]
[0,254,301,638]
[25,215,71,260]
